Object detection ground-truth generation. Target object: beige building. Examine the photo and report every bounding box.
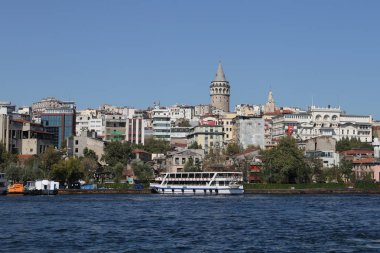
[103,114,126,142]
[19,120,54,155]
[70,129,105,165]
[304,136,339,167]
[0,115,53,155]
[165,149,205,172]
[187,125,224,154]
[220,112,236,143]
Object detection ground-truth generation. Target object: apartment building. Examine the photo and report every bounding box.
[272,106,373,144]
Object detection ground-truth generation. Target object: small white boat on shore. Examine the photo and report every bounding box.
[24,180,59,195]
[150,172,244,195]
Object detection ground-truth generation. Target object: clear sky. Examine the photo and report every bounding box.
[1,0,379,119]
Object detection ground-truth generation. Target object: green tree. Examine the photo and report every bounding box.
[336,137,372,151]
[112,162,125,183]
[261,136,311,184]
[22,156,43,181]
[203,147,228,171]
[83,148,98,161]
[102,141,133,167]
[323,166,341,183]
[80,157,99,183]
[339,159,353,183]
[225,142,242,156]
[305,157,324,183]
[5,164,23,182]
[177,119,191,127]
[39,146,62,178]
[131,160,153,182]
[183,157,202,172]
[51,157,84,186]
[143,137,171,154]
[188,141,202,149]
[0,144,17,172]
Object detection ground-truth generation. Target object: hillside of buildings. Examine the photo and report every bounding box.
[1,64,380,187]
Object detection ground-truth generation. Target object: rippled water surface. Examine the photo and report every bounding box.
[1,194,380,252]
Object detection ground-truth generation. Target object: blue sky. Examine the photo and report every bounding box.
[1,0,379,119]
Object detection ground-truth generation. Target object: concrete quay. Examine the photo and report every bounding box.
[244,188,380,194]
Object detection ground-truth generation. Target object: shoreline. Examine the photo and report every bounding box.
[244,188,380,194]
[3,188,380,195]
[59,188,380,195]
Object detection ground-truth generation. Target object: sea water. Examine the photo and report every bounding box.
[1,194,380,252]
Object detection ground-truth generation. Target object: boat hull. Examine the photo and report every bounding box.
[150,184,244,195]
[23,189,58,195]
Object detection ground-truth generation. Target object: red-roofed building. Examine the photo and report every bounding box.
[132,149,152,162]
[351,158,380,182]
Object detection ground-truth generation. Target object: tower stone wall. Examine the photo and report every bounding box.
[210,63,230,112]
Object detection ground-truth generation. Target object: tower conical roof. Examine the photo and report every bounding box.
[213,63,227,82]
[268,90,274,103]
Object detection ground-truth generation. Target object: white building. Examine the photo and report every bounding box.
[235,116,265,149]
[32,97,75,122]
[100,104,136,118]
[76,109,104,137]
[235,104,262,117]
[126,117,147,145]
[152,107,171,141]
[272,106,373,144]
[194,104,213,117]
[168,105,194,124]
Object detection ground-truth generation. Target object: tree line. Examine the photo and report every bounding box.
[0,137,171,187]
[0,135,373,186]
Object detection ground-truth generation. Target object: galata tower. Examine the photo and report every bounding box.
[210,63,230,112]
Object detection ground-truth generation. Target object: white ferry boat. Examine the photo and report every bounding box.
[150,172,244,195]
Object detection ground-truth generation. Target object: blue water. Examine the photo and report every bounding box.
[1,194,380,252]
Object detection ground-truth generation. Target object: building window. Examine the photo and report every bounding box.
[75,140,78,145]
[75,148,78,153]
